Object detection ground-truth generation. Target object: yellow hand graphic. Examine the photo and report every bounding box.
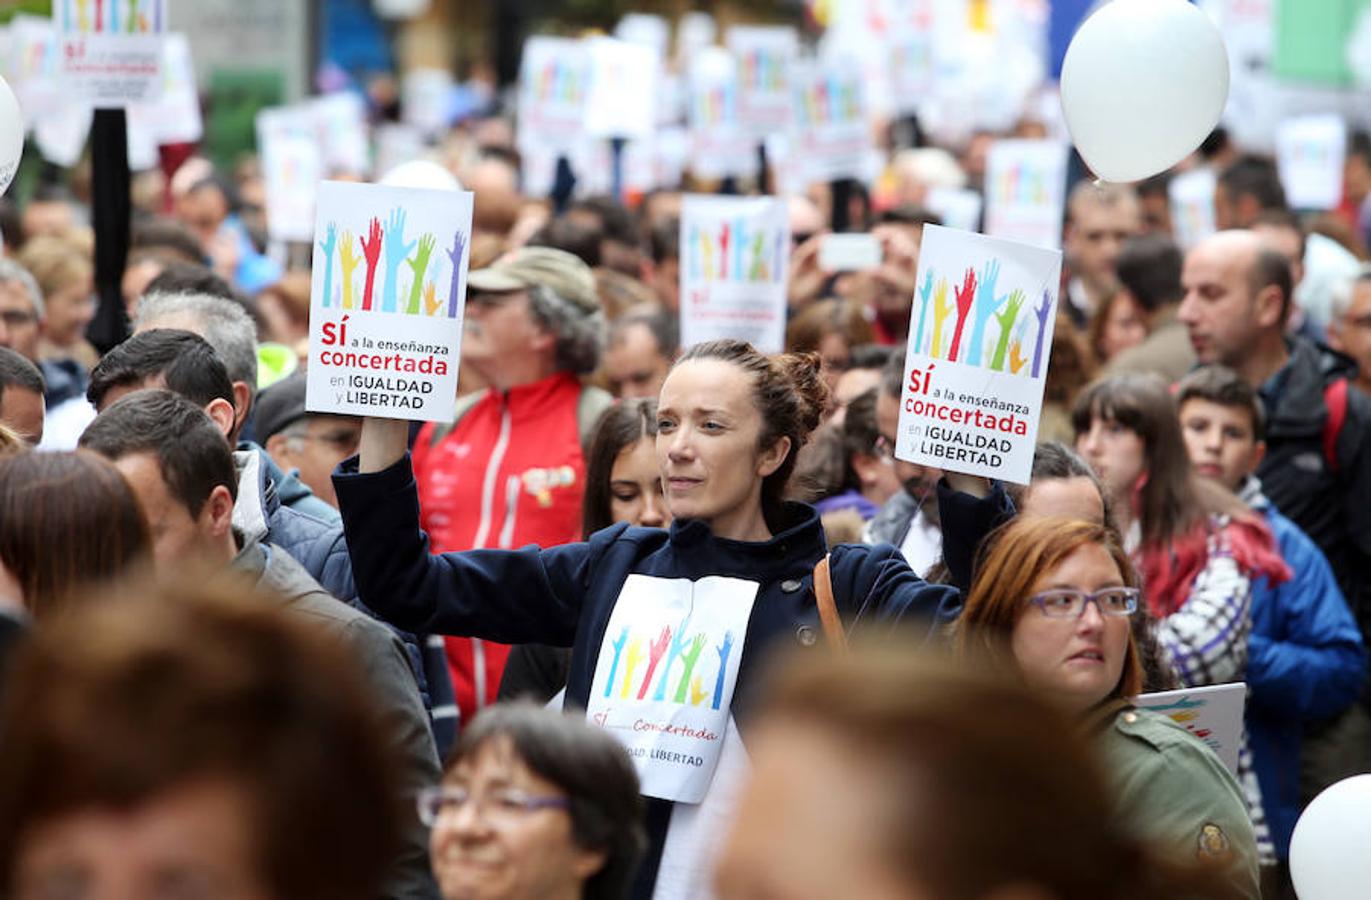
[338,230,360,310]
[1008,340,1028,374]
[690,675,708,706]
[930,278,952,358]
[423,282,443,316]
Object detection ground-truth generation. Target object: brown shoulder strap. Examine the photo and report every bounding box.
[812,554,847,652]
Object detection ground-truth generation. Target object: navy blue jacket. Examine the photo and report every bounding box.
[1243,484,1366,859]
[334,453,1008,899]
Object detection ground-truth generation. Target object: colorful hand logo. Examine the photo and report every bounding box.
[359,217,383,312]
[947,267,978,362]
[318,222,338,309]
[381,208,416,313]
[966,259,1008,369]
[1008,338,1029,374]
[423,282,444,316]
[604,626,629,699]
[338,230,360,310]
[711,630,736,711]
[637,626,674,701]
[446,231,467,319]
[913,270,934,355]
[1031,288,1053,379]
[988,288,1026,372]
[673,634,708,704]
[619,639,646,700]
[404,234,437,315]
[930,277,953,359]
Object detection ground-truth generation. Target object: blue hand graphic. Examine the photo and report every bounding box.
[318,222,338,308]
[966,258,1007,370]
[381,208,417,313]
[913,270,934,355]
[711,630,736,710]
[603,627,629,699]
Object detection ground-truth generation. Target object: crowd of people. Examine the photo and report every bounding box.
[0,31,1369,900]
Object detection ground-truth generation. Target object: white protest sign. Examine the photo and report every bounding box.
[983,139,1069,250]
[687,47,755,180]
[725,25,798,136]
[55,0,165,106]
[680,195,789,353]
[311,92,371,176]
[402,68,452,137]
[9,15,60,123]
[34,105,92,168]
[926,187,984,234]
[307,180,472,423]
[1275,114,1347,211]
[1136,682,1246,776]
[130,33,203,146]
[615,12,670,59]
[586,574,756,804]
[889,0,937,116]
[517,36,588,154]
[677,11,717,64]
[1168,167,1218,249]
[583,37,658,140]
[791,59,872,183]
[895,225,1063,485]
[256,108,323,243]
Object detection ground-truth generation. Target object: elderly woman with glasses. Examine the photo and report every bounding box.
[954,516,1261,900]
[419,704,645,900]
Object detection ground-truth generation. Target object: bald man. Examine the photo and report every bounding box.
[1181,230,1371,798]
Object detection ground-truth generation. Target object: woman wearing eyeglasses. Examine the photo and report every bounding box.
[419,704,645,900]
[954,516,1260,900]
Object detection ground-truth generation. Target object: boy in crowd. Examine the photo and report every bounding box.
[1175,365,1366,871]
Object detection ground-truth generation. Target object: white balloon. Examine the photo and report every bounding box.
[1060,0,1229,183]
[1289,775,1371,900]
[0,76,23,197]
[378,159,462,191]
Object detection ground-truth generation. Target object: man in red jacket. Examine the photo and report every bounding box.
[413,247,610,722]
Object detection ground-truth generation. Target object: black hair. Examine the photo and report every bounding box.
[449,704,646,900]
[848,343,896,372]
[571,196,641,248]
[87,329,236,412]
[1116,235,1182,313]
[878,205,943,228]
[609,308,679,357]
[1251,248,1295,325]
[131,217,208,266]
[79,389,238,517]
[840,388,883,489]
[528,217,602,268]
[1219,155,1287,213]
[648,218,679,265]
[143,261,237,301]
[0,347,45,396]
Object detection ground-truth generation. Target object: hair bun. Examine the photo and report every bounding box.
[776,350,831,438]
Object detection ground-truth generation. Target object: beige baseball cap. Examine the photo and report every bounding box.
[466,247,599,315]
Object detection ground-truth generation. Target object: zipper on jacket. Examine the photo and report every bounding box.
[498,474,521,549]
[471,396,513,550]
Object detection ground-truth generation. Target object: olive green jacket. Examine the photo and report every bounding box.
[1095,704,1260,900]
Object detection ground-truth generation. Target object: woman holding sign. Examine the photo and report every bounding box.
[954,516,1261,899]
[334,339,1007,899]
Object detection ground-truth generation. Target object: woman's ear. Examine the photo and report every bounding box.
[572,847,609,882]
[756,435,792,479]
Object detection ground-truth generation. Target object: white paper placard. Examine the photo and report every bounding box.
[791,59,872,183]
[888,0,937,116]
[307,180,473,423]
[55,0,166,106]
[585,574,757,804]
[401,67,452,137]
[680,195,789,353]
[687,46,756,180]
[983,139,1069,250]
[34,105,92,168]
[129,33,202,145]
[257,108,323,243]
[1135,682,1246,776]
[10,15,61,125]
[725,25,798,136]
[1168,168,1218,250]
[310,92,371,176]
[1275,114,1347,211]
[895,224,1063,485]
[583,37,658,140]
[926,187,984,234]
[517,35,589,154]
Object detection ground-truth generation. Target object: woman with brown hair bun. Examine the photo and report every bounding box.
[718,647,1246,900]
[0,450,151,618]
[955,516,1259,899]
[337,338,1009,900]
